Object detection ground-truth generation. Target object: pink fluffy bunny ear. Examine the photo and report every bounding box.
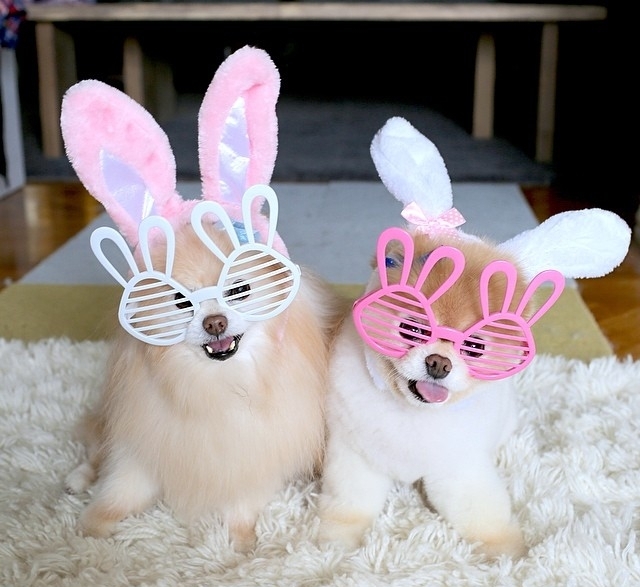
[62,46,289,256]
[60,79,188,247]
[198,45,280,228]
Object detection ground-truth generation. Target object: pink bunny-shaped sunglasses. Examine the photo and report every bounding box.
[353,227,565,380]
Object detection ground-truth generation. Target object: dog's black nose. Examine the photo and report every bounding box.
[203,314,228,336]
[425,354,452,379]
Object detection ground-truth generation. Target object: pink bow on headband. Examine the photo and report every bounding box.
[401,202,466,237]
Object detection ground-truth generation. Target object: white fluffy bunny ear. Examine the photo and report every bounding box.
[61,79,187,247]
[370,116,453,216]
[499,208,631,280]
[198,46,279,219]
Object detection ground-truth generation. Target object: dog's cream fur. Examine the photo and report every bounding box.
[66,222,344,551]
[318,230,530,558]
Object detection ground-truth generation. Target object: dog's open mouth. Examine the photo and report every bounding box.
[408,380,449,404]
[202,335,243,361]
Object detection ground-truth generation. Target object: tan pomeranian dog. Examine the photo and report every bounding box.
[59,48,348,551]
[66,217,344,551]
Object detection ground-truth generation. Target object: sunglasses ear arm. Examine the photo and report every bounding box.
[241,184,279,248]
[136,216,176,277]
[374,227,415,288]
[190,201,239,262]
[90,226,139,288]
[516,270,566,327]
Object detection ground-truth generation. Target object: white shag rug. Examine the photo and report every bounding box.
[2,338,640,586]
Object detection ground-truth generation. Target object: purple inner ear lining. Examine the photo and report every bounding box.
[218,96,250,203]
[101,150,157,222]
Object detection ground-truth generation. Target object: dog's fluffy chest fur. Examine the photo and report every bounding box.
[101,313,326,517]
[326,319,518,484]
[318,317,526,557]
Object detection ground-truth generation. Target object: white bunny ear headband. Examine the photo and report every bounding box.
[370,116,631,280]
[360,117,632,377]
[61,46,301,346]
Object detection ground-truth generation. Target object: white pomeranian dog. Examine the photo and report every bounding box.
[317,116,630,558]
[318,227,534,558]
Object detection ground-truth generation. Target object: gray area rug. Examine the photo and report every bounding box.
[19,182,539,286]
[23,95,555,184]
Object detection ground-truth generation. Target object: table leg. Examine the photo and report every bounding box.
[35,22,76,158]
[123,36,176,120]
[123,36,145,105]
[473,32,495,139]
[536,22,558,163]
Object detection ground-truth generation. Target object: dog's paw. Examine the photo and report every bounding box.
[228,520,257,553]
[77,503,124,538]
[317,509,372,551]
[472,523,527,559]
[64,462,96,495]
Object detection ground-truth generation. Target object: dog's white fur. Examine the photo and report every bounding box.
[317,230,528,558]
[65,223,343,551]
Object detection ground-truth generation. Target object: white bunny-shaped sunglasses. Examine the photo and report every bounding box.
[91,186,301,346]
[353,227,565,380]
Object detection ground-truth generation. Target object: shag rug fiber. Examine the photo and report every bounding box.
[2,338,640,586]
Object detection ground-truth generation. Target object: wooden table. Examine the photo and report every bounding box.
[26,2,607,164]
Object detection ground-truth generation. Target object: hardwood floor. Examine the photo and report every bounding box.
[1,181,639,360]
[0,182,103,286]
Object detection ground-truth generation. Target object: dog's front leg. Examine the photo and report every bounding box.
[78,450,159,538]
[317,430,392,550]
[422,458,525,559]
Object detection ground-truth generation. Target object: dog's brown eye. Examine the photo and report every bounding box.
[461,337,484,358]
[399,321,430,343]
[174,292,192,310]
[225,281,251,302]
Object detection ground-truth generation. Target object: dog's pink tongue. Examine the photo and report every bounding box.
[415,381,449,403]
[207,337,233,352]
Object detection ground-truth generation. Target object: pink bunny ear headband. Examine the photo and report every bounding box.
[353,227,565,380]
[60,46,300,345]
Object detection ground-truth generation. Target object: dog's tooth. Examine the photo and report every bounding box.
[229,338,236,351]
